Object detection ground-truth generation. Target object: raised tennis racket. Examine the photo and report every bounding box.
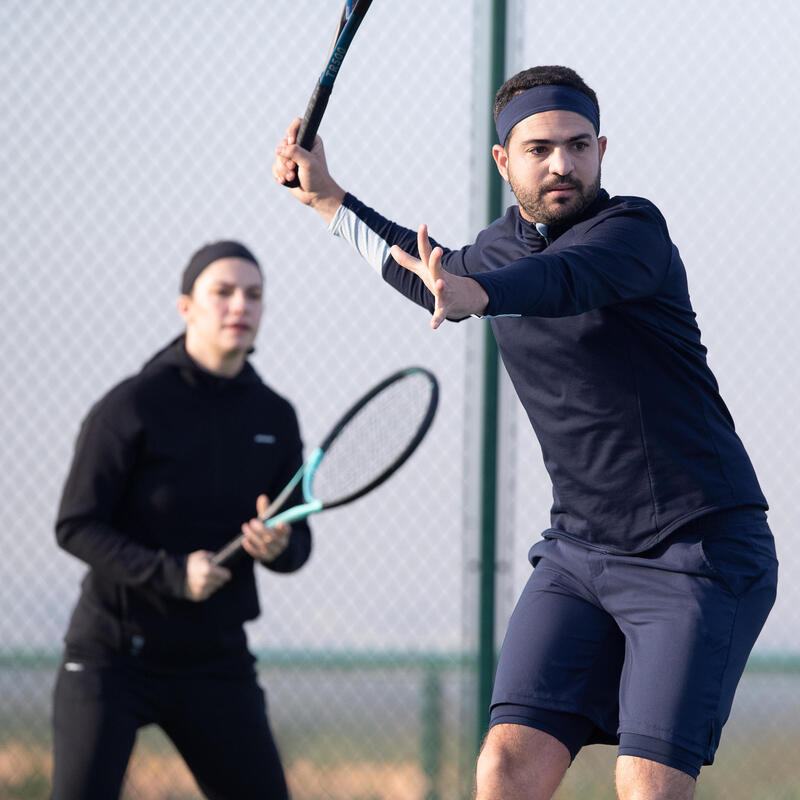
[285,0,375,188]
[212,366,438,566]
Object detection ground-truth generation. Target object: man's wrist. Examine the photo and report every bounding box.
[309,185,346,224]
[468,277,490,317]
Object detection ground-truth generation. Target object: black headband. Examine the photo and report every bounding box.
[181,241,261,295]
[496,85,600,144]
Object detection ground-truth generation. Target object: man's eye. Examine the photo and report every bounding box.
[574,142,589,151]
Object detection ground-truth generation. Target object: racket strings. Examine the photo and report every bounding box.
[311,372,434,504]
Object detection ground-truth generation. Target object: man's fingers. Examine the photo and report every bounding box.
[428,246,445,281]
[273,159,292,184]
[431,277,448,330]
[286,116,302,144]
[428,248,447,329]
[390,245,423,274]
[417,224,432,267]
[278,141,311,170]
[272,139,296,185]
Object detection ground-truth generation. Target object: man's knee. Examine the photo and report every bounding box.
[615,755,696,800]
[476,724,570,800]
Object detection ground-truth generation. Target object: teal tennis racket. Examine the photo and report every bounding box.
[212,366,438,566]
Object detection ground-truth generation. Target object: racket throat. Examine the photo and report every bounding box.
[267,498,323,528]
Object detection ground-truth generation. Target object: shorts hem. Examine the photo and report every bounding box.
[618,732,706,780]
[491,695,615,737]
[618,720,712,761]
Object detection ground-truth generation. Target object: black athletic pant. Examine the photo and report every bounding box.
[51,652,289,799]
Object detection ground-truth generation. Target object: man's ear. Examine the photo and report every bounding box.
[598,135,608,163]
[491,144,510,183]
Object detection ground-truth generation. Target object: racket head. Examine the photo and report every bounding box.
[305,366,439,509]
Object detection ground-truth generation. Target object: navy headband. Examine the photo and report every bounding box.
[495,85,600,144]
[181,240,261,295]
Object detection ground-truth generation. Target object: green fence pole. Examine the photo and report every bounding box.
[476,0,508,760]
[421,664,443,800]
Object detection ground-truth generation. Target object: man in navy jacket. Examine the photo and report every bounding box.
[273,66,777,800]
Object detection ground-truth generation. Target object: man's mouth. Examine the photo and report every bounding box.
[546,183,578,194]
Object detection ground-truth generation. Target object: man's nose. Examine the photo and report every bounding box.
[549,147,574,176]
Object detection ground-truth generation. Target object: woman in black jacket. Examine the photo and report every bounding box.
[51,241,311,800]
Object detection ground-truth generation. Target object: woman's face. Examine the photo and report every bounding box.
[179,257,264,359]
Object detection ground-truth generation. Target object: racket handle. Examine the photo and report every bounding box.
[211,534,245,567]
[285,81,333,189]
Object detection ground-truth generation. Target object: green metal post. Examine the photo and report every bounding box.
[421,664,443,800]
[476,0,508,758]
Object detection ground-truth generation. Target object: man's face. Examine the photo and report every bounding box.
[178,257,264,358]
[493,109,607,226]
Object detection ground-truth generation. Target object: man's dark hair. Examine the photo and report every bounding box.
[494,66,600,129]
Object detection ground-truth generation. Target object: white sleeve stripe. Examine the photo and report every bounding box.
[328,204,391,275]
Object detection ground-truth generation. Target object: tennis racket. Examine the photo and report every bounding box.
[212,366,438,566]
[285,0,375,188]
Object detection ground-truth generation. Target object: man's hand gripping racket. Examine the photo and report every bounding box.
[212,367,439,567]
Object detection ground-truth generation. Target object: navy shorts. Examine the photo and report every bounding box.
[489,507,778,778]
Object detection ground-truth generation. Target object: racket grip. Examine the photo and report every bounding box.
[285,82,333,189]
[211,534,245,567]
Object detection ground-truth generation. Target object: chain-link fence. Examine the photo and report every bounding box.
[2,1,798,798]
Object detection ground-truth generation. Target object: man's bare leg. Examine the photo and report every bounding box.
[615,755,696,800]
[475,723,571,800]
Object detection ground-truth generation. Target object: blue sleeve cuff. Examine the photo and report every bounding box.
[471,265,543,317]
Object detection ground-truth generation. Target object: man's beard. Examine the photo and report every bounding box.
[510,166,601,227]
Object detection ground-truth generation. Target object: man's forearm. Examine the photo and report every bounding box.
[308,185,346,224]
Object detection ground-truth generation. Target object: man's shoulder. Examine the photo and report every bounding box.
[561,192,670,244]
[594,193,667,224]
[477,206,520,241]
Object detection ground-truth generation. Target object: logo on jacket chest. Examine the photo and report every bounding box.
[254,433,276,444]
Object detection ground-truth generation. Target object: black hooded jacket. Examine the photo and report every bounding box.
[56,337,311,666]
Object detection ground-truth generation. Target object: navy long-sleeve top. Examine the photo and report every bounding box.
[332,190,766,553]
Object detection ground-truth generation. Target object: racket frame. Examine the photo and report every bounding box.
[211,366,437,566]
[285,0,375,186]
